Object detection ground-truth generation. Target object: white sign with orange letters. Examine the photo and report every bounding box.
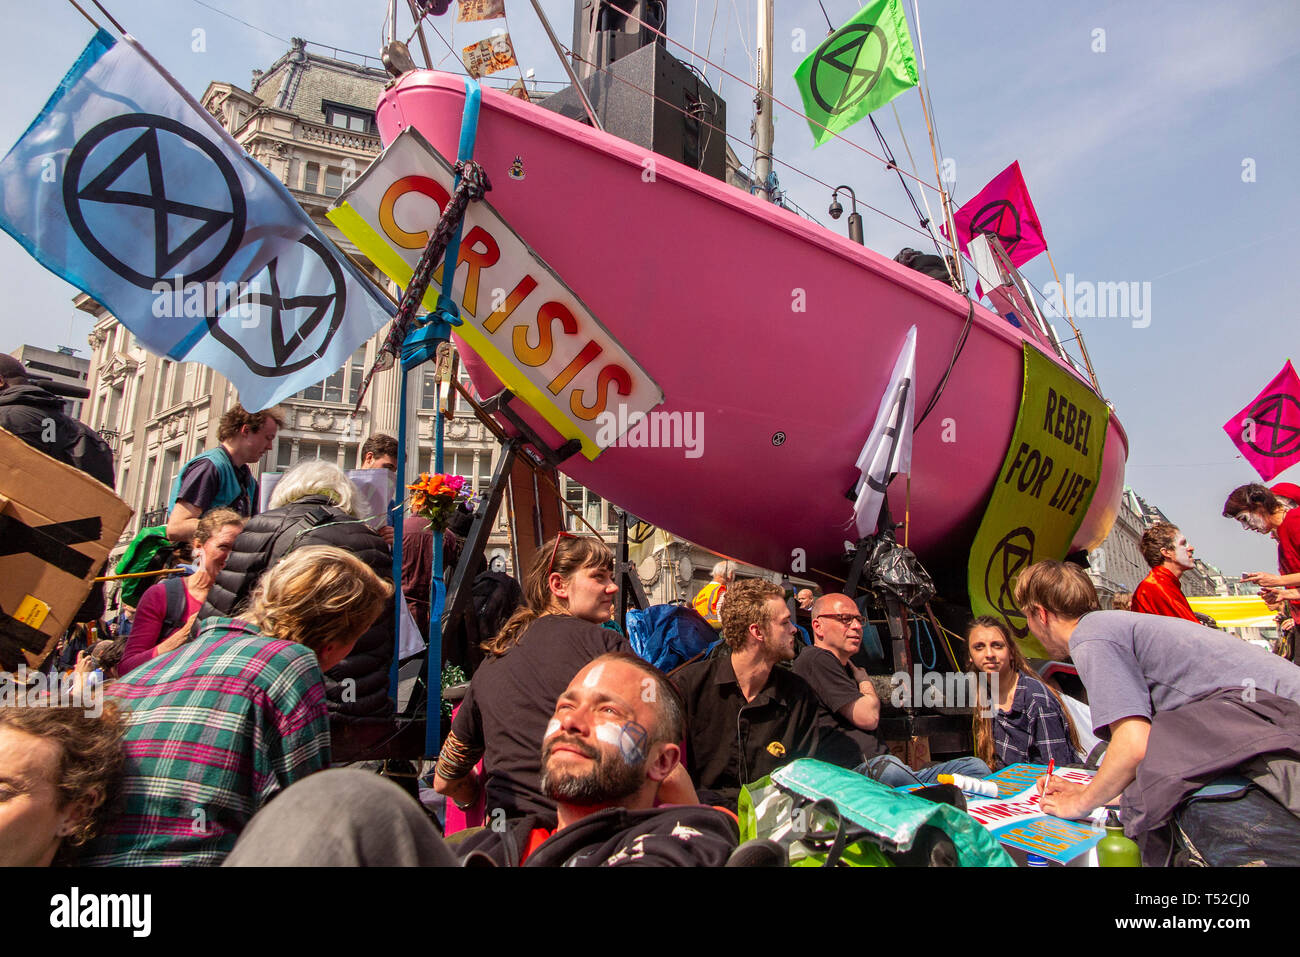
[328,127,663,460]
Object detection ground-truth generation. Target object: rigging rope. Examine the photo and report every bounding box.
[915,296,975,429]
[590,0,948,201]
[563,46,942,245]
[351,160,492,413]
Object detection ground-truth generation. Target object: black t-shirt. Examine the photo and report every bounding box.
[671,651,865,808]
[792,645,888,759]
[450,614,631,819]
[175,449,254,517]
[459,804,739,867]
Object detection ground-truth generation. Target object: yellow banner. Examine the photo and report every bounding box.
[1187,595,1276,628]
[968,344,1110,658]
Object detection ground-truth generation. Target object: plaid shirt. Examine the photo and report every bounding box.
[992,671,1078,769]
[81,618,330,866]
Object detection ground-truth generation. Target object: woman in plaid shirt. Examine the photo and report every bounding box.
[81,546,392,866]
[967,616,1082,770]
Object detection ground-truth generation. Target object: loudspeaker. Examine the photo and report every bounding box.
[539,42,728,181]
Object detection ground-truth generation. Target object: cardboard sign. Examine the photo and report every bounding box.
[967,344,1109,658]
[328,127,664,460]
[0,428,132,673]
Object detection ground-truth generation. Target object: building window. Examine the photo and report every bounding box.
[296,346,365,404]
[303,162,319,193]
[106,382,123,430]
[562,478,613,532]
[419,368,439,410]
[297,440,341,466]
[159,446,182,509]
[153,361,171,414]
[140,456,156,515]
[323,103,374,134]
[323,167,343,197]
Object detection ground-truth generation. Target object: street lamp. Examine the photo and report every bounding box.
[829,185,864,246]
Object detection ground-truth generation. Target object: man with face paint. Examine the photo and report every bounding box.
[1130,522,1199,622]
[223,653,737,866]
[457,653,738,866]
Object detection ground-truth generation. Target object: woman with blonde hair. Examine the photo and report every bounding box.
[82,546,392,866]
[966,616,1081,770]
[434,533,635,819]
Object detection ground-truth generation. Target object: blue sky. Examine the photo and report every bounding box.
[1,0,1297,577]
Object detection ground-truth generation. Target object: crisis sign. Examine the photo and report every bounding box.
[328,127,663,459]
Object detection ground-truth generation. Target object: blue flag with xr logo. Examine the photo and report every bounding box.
[0,30,394,409]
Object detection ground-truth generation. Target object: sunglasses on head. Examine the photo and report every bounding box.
[546,531,580,580]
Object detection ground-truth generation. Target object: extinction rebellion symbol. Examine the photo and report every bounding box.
[809,24,888,115]
[969,200,1023,256]
[984,526,1035,638]
[1245,394,1300,458]
[63,114,247,288]
[207,232,348,377]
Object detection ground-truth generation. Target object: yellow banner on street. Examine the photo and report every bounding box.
[968,345,1109,658]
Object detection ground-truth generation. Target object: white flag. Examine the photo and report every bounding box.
[853,325,916,538]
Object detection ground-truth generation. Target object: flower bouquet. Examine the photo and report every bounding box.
[407,472,475,531]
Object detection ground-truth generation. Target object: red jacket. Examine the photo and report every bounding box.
[1131,566,1198,622]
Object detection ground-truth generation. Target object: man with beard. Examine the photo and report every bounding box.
[457,653,738,866]
[223,653,736,866]
[671,579,864,808]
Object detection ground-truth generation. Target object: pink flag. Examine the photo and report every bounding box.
[1224,360,1300,481]
[945,161,1047,267]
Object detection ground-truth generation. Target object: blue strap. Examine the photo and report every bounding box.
[423,74,482,758]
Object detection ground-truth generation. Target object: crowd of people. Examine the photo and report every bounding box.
[3,360,1300,867]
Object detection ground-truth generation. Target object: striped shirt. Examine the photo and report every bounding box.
[81,618,330,866]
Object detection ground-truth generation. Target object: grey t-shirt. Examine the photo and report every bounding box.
[1070,610,1300,736]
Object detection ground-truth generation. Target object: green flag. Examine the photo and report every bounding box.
[793,0,919,147]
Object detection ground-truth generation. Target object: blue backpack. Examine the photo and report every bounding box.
[626,604,718,673]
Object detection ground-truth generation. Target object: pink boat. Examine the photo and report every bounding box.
[374,72,1128,583]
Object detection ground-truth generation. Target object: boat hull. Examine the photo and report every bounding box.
[375,73,1128,582]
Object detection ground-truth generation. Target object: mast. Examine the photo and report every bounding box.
[753,0,775,202]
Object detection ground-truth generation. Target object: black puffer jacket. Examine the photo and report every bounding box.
[0,383,116,624]
[197,495,396,721]
[0,383,115,487]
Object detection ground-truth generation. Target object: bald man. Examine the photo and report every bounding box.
[794,592,991,788]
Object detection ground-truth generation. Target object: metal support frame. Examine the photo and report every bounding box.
[403,388,586,731]
[612,507,649,630]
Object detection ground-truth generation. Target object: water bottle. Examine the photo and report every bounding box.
[1097,810,1141,867]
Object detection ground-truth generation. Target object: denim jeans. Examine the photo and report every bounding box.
[858,754,992,788]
